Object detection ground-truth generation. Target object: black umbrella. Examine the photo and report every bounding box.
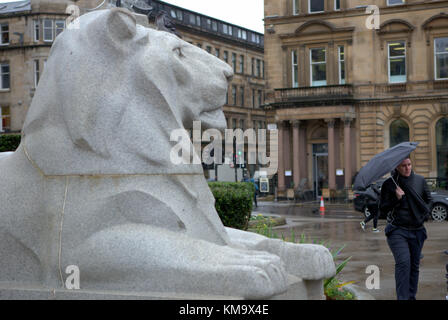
[353,141,419,190]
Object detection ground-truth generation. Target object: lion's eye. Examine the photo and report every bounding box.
[173,47,184,58]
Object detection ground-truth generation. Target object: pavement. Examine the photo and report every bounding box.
[254,201,448,300]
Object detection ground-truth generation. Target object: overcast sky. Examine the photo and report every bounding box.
[0,0,265,33]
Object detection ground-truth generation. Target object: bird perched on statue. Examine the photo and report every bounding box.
[155,11,181,38]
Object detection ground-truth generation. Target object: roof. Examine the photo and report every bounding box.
[151,0,264,48]
[0,1,31,15]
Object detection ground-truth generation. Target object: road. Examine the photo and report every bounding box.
[254,201,448,300]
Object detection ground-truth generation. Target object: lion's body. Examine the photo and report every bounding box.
[0,9,334,299]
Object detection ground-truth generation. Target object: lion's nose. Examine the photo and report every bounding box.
[223,68,233,82]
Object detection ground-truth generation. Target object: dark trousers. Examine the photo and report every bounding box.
[363,204,378,229]
[385,224,427,300]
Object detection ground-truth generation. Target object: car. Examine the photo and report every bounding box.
[353,180,448,222]
[430,191,448,222]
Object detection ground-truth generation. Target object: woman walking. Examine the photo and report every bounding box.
[380,157,432,300]
[360,183,381,232]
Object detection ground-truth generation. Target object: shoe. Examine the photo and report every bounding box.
[372,228,380,233]
[360,221,366,231]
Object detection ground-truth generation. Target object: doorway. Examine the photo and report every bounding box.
[313,143,328,199]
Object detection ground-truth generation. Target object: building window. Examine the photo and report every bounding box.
[215,48,220,58]
[292,50,299,88]
[239,119,245,130]
[0,63,10,90]
[232,118,237,129]
[251,58,255,76]
[389,119,409,147]
[223,25,233,36]
[338,46,345,84]
[55,20,65,38]
[189,14,195,25]
[256,59,261,77]
[237,29,247,40]
[0,106,10,132]
[310,48,326,86]
[232,53,237,72]
[232,85,237,105]
[206,46,212,53]
[293,0,300,15]
[223,50,228,63]
[335,0,341,10]
[34,59,40,88]
[436,117,448,180]
[189,14,200,26]
[0,23,9,45]
[262,60,265,78]
[309,0,324,13]
[387,0,405,6]
[252,89,256,107]
[212,21,218,32]
[435,37,448,80]
[43,19,54,42]
[388,41,406,83]
[170,9,182,20]
[258,90,263,106]
[34,20,40,42]
[239,55,244,73]
[240,86,245,107]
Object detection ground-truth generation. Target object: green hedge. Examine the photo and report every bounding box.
[208,182,255,230]
[0,134,21,152]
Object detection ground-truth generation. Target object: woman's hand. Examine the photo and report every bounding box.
[395,186,405,200]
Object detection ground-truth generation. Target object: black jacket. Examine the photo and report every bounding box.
[379,171,433,229]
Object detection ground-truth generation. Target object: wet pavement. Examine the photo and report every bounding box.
[254,201,448,300]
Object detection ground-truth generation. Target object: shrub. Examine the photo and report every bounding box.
[208,182,254,230]
[251,222,355,300]
[0,134,21,152]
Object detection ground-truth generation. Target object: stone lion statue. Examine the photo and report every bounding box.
[0,8,335,299]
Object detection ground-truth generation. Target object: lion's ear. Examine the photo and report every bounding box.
[107,8,137,43]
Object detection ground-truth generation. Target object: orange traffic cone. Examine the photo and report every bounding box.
[319,196,325,216]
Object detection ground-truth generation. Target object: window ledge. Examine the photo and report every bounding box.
[0,89,10,92]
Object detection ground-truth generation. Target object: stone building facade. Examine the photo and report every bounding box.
[0,0,267,144]
[264,0,448,198]
[0,0,267,179]
[0,0,70,133]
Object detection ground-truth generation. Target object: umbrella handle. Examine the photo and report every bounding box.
[391,175,399,188]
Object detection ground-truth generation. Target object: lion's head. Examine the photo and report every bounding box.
[22,8,233,175]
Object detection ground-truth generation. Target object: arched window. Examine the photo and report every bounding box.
[436,117,448,179]
[390,119,409,147]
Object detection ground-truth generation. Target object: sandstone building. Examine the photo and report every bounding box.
[0,0,266,179]
[264,0,448,198]
[0,0,70,133]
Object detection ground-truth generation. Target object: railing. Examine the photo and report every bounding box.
[426,177,448,191]
[431,80,448,91]
[274,84,354,102]
[374,83,407,94]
